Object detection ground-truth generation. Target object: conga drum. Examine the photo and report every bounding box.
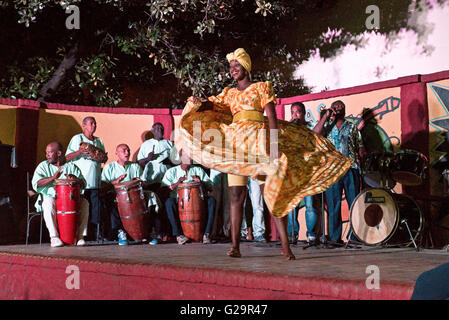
[114,179,149,241]
[54,179,81,245]
[177,181,206,242]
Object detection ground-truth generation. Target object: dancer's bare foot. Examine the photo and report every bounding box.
[227,247,242,258]
[281,248,296,260]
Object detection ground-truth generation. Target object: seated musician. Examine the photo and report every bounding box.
[32,142,89,247]
[100,143,146,245]
[138,123,179,243]
[161,149,216,245]
[137,122,174,190]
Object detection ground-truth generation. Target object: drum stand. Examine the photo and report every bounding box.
[401,218,419,251]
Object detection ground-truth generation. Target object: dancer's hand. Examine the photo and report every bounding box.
[193,97,213,112]
[192,97,207,105]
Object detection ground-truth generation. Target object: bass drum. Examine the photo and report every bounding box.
[350,188,423,246]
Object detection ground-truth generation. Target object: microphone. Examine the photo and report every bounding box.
[321,108,334,123]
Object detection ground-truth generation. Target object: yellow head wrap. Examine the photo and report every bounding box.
[226,48,251,73]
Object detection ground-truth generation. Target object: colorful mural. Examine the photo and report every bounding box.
[429,82,449,168]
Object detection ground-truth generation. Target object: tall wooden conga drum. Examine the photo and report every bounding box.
[114,179,149,241]
[177,181,206,242]
[55,179,81,245]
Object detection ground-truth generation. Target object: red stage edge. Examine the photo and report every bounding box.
[0,252,413,300]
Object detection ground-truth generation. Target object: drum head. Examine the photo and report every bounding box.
[363,172,396,189]
[391,171,422,186]
[114,178,141,190]
[350,189,398,245]
[54,178,80,186]
[178,181,202,189]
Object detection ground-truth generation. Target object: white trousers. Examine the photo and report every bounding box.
[41,196,89,239]
[241,178,265,237]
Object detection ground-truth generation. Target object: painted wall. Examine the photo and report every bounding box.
[427,79,449,243]
[0,104,16,146]
[36,109,155,164]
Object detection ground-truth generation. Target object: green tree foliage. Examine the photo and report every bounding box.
[0,0,431,108]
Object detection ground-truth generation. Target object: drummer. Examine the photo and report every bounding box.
[32,142,89,247]
[161,149,216,245]
[137,122,176,243]
[66,116,106,241]
[137,122,174,188]
[101,143,148,245]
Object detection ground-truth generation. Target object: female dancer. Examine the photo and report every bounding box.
[176,48,351,260]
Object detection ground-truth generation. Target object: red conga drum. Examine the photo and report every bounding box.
[177,181,206,242]
[114,179,149,241]
[55,179,81,245]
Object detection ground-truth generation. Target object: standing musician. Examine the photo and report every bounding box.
[288,102,319,244]
[32,142,89,247]
[161,149,216,245]
[66,116,107,241]
[315,100,366,244]
[100,144,144,245]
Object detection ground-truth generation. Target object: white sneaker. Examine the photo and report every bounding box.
[50,237,64,247]
[307,235,316,243]
[76,239,86,246]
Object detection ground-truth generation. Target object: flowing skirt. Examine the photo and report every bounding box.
[176,98,352,217]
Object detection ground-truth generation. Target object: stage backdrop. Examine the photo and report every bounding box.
[0,102,17,146]
[2,70,449,246]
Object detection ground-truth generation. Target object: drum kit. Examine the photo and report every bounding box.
[349,149,428,248]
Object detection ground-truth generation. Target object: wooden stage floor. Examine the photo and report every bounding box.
[0,240,448,300]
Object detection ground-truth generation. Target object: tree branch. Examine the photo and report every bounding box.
[38,42,79,102]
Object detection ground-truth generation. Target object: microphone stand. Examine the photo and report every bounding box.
[304,109,336,250]
[303,192,335,250]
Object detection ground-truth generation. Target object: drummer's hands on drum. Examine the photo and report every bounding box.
[77,146,90,157]
[191,175,201,183]
[170,176,186,190]
[53,167,63,180]
[112,174,127,185]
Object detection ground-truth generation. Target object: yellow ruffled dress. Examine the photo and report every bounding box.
[176,81,352,218]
